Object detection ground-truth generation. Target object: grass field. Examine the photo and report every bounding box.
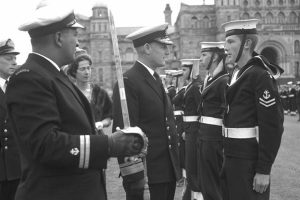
[105,115,300,200]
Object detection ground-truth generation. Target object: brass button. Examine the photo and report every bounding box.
[4,129,7,133]
[166,126,170,131]
[4,137,8,141]
[4,146,8,150]
[168,135,171,139]
[169,145,171,149]
[178,142,180,146]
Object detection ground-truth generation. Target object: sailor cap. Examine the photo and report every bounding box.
[200,41,225,53]
[221,19,259,37]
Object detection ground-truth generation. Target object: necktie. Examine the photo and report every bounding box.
[153,72,162,86]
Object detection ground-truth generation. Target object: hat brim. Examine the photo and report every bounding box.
[0,50,20,55]
[154,38,173,45]
[69,21,84,29]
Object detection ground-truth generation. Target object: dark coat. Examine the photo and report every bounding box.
[0,89,21,181]
[224,57,284,175]
[198,71,229,140]
[6,53,109,200]
[112,61,181,184]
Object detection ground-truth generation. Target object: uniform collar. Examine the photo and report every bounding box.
[0,77,6,92]
[137,60,155,78]
[32,52,60,71]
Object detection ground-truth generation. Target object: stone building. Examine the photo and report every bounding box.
[77,0,300,91]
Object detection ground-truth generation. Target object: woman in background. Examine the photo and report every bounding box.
[68,50,113,134]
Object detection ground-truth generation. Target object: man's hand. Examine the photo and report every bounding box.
[108,127,147,157]
[253,173,270,193]
[95,121,104,130]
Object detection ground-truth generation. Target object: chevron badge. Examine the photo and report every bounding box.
[259,89,276,107]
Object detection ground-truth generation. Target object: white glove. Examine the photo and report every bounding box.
[95,121,104,130]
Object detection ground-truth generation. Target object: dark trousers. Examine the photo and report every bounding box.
[149,181,176,200]
[185,130,200,192]
[0,179,19,200]
[197,140,223,200]
[223,157,270,200]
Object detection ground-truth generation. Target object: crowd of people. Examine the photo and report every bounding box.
[0,0,289,200]
[279,82,300,120]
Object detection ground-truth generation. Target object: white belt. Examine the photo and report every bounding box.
[183,116,199,122]
[223,126,259,141]
[199,116,223,126]
[174,110,184,116]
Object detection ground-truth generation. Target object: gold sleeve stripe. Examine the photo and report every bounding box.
[84,135,90,169]
[79,135,85,168]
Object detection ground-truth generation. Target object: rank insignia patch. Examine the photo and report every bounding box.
[259,90,275,107]
[70,148,79,156]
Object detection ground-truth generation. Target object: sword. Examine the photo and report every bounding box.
[108,10,150,199]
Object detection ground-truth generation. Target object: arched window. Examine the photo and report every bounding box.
[289,12,297,23]
[279,0,284,5]
[278,12,285,23]
[267,0,272,6]
[290,0,295,5]
[266,12,274,24]
[242,12,250,20]
[294,40,300,54]
[243,0,248,6]
[254,12,262,20]
[203,16,210,28]
[124,48,135,62]
[191,16,198,28]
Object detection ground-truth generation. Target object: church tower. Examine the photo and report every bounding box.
[164,4,172,25]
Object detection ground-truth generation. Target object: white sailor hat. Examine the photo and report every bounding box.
[126,23,173,48]
[0,38,19,55]
[287,81,293,85]
[200,41,225,53]
[221,19,259,37]
[297,81,300,85]
[19,0,84,38]
[180,58,200,66]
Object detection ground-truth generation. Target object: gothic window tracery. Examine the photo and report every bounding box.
[266,12,274,24]
[243,0,248,6]
[278,12,285,23]
[254,12,262,20]
[289,12,297,23]
[203,16,210,28]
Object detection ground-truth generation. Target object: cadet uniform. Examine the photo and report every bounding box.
[288,85,297,116]
[280,88,289,114]
[221,19,284,200]
[0,39,21,200]
[182,74,202,194]
[197,42,228,200]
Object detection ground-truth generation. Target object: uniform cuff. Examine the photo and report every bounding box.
[88,134,109,169]
[255,160,272,174]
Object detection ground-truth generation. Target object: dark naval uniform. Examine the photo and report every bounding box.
[182,78,202,193]
[288,88,297,115]
[197,71,228,200]
[223,56,284,200]
[6,54,110,200]
[172,87,186,171]
[0,81,21,200]
[112,62,181,200]
[296,86,300,121]
[280,89,289,114]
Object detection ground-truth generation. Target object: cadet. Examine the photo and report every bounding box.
[6,1,145,200]
[222,19,284,200]
[0,38,21,200]
[172,60,193,200]
[197,42,228,200]
[181,59,203,199]
[287,82,297,116]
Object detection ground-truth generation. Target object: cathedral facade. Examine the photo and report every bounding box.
[77,0,300,91]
